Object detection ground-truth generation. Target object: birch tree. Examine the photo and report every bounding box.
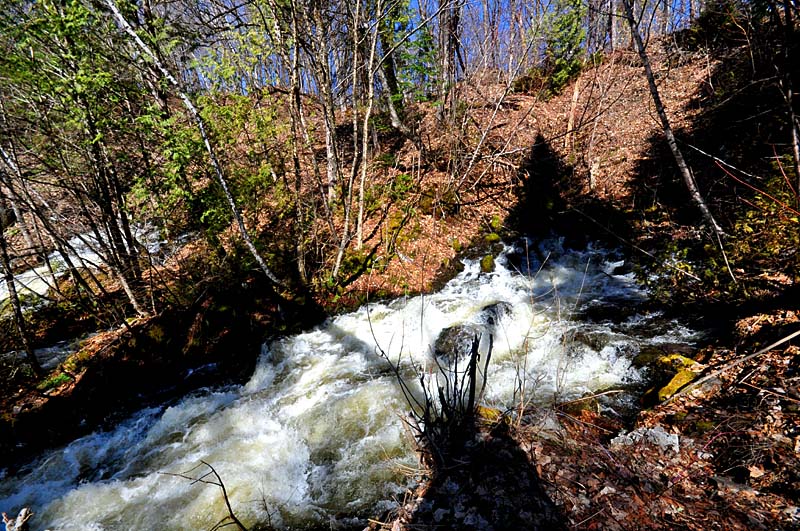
[103,0,284,287]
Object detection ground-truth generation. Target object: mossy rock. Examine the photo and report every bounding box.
[484,232,501,244]
[657,369,697,401]
[634,350,699,375]
[632,346,664,368]
[570,330,618,352]
[434,323,483,362]
[476,405,506,425]
[480,254,495,273]
[640,353,701,404]
[657,354,698,370]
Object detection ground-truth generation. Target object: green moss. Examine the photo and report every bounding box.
[484,232,501,243]
[476,405,509,427]
[490,214,502,232]
[657,354,698,370]
[148,324,166,343]
[480,254,495,273]
[451,238,462,252]
[62,349,91,373]
[694,420,715,433]
[37,372,71,391]
[657,369,696,401]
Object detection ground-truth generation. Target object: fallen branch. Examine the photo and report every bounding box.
[665,328,800,404]
[557,389,625,408]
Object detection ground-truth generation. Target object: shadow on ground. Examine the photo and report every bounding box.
[506,133,635,250]
[397,419,566,531]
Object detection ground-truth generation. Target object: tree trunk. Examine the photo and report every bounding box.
[622,0,724,236]
[306,3,341,202]
[0,204,42,377]
[438,0,462,122]
[779,0,800,207]
[355,0,382,250]
[0,142,39,261]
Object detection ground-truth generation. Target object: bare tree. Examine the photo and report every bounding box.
[621,0,725,236]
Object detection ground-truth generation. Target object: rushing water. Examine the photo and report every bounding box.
[0,226,183,304]
[0,239,701,530]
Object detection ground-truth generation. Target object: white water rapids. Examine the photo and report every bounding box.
[0,239,701,530]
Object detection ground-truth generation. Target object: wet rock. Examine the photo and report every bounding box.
[639,353,702,404]
[435,303,512,363]
[633,346,665,368]
[579,300,643,323]
[504,249,541,276]
[477,302,512,327]
[633,346,695,369]
[479,254,495,273]
[655,369,697,401]
[610,261,633,276]
[567,329,619,352]
[435,324,484,363]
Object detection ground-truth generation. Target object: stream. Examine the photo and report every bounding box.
[0,238,702,530]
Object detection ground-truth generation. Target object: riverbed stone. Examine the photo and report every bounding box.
[477,302,513,326]
[435,324,483,362]
[480,254,495,273]
[568,329,619,352]
[656,369,697,401]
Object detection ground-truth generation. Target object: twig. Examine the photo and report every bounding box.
[557,389,625,407]
[713,160,800,217]
[555,410,615,434]
[162,461,250,531]
[572,508,606,528]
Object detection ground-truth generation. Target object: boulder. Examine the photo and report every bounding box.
[639,353,702,404]
[435,324,484,363]
[477,302,513,327]
[434,302,512,363]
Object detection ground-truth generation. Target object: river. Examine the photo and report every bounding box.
[0,238,701,530]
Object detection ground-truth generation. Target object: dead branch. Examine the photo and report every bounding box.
[162,461,250,531]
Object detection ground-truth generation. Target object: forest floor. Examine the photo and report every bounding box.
[1,36,799,530]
